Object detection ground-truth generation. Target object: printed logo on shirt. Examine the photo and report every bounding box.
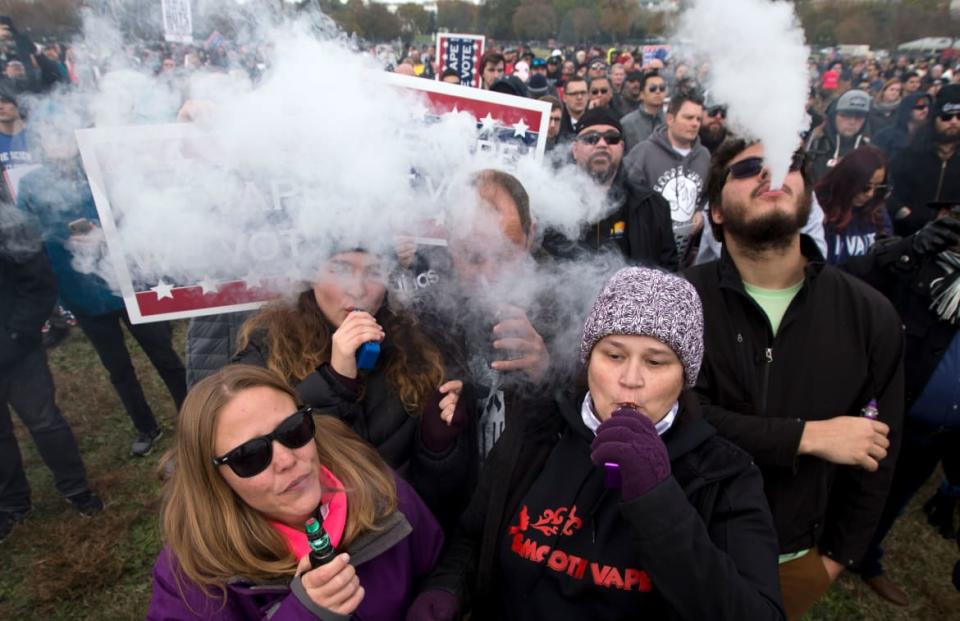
[507,504,653,593]
[610,220,625,239]
[654,166,704,224]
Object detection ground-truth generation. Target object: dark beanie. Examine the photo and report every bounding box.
[527,74,549,98]
[935,83,960,117]
[576,107,623,136]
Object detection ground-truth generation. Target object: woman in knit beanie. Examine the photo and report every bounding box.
[410,267,785,621]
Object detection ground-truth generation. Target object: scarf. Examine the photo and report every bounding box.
[270,465,347,559]
[930,250,960,324]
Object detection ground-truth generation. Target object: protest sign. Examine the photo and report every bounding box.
[436,33,485,87]
[76,75,550,324]
[162,0,193,44]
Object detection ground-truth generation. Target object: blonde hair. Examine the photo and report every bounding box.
[237,287,445,413]
[160,364,398,602]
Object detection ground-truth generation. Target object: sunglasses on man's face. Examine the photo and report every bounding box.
[213,407,316,478]
[914,103,929,111]
[591,87,610,95]
[707,106,727,118]
[646,84,667,93]
[941,112,960,122]
[578,130,622,146]
[726,152,805,180]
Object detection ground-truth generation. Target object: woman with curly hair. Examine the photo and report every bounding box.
[234,248,475,529]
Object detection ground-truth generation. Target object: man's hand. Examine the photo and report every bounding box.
[821,554,844,582]
[490,304,550,383]
[797,416,890,471]
[394,237,417,269]
[295,553,364,615]
[437,380,463,425]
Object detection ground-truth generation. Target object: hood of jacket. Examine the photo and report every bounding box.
[894,92,933,132]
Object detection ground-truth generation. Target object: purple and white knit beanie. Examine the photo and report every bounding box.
[579,267,705,387]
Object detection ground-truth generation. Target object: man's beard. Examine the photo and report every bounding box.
[720,190,813,253]
[701,123,725,141]
[935,127,960,144]
[586,154,616,184]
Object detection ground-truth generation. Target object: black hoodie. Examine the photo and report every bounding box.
[423,391,785,620]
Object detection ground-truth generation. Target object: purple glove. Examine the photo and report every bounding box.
[406,589,459,621]
[590,408,671,502]
[419,391,469,453]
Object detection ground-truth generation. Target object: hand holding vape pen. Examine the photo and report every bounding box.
[305,518,338,568]
[352,306,381,370]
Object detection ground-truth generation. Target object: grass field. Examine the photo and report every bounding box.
[1,322,958,620]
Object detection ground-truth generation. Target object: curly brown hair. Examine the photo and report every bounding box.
[237,289,445,413]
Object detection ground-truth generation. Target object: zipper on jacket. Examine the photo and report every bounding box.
[935,159,948,200]
[760,347,773,415]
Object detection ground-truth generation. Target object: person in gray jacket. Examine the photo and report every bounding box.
[184,311,253,389]
[624,90,711,266]
[620,71,667,152]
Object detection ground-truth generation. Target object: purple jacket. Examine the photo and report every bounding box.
[147,476,443,620]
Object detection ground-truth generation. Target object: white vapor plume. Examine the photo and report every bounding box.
[676,0,809,188]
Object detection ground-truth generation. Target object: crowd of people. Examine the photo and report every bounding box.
[2,15,960,621]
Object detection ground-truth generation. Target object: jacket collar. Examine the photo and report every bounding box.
[556,389,715,462]
[717,233,825,293]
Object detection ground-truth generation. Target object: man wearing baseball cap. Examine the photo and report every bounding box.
[888,84,960,237]
[806,89,872,183]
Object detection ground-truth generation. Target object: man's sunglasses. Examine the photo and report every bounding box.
[941,112,960,122]
[727,151,805,180]
[577,131,622,146]
[213,407,316,478]
[646,84,667,93]
[591,87,610,95]
[914,103,929,111]
[707,106,727,118]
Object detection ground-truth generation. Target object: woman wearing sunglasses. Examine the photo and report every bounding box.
[234,248,475,530]
[814,145,892,265]
[148,364,443,620]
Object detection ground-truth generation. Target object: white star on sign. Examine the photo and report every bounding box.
[198,276,219,295]
[151,279,174,300]
[480,113,497,132]
[242,270,262,289]
[512,118,529,137]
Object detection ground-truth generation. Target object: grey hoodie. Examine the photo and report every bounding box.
[623,125,711,259]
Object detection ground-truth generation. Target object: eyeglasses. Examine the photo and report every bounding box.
[565,89,588,97]
[213,407,316,478]
[591,88,609,95]
[707,106,727,118]
[726,151,805,180]
[646,84,667,93]
[577,131,622,146]
[940,112,960,122]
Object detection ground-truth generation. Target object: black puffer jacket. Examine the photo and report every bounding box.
[888,129,960,237]
[423,391,784,620]
[233,311,477,530]
[185,311,252,389]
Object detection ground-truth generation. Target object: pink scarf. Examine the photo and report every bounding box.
[270,466,347,559]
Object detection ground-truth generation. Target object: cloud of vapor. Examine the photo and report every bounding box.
[676,0,809,188]
[17,3,624,374]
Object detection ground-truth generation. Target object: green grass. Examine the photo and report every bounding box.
[1,321,959,619]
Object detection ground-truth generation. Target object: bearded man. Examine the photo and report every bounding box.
[684,139,905,620]
[540,107,677,271]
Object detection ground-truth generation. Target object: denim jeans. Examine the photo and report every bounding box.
[0,345,91,512]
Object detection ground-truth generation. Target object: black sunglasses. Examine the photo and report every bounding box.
[578,130,622,146]
[861,183,892,198]
[941,112,960,122]
[914,103,929,111]
[727,151,805,180]
[591,87,609,95]
[646,84,667,93]
[707,106,727,118]
[213,407,316,478]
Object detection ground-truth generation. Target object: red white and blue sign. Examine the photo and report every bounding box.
[436,33,485,88]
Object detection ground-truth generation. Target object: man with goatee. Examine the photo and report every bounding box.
[684,139,904,620]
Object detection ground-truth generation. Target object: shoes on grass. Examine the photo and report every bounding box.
[67,491,104,517]
[0,507,32,543]
[131,427,164,457]
[863,574,909,607]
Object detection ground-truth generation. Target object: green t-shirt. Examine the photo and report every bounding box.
[743,280,804,335]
